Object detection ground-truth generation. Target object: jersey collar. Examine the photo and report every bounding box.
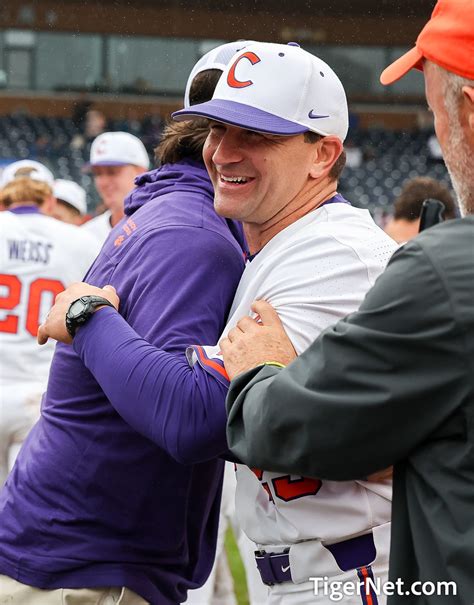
[8,205,41,215]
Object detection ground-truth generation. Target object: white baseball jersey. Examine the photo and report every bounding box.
[81,210,112,243]
[189,202,397,550]
[0,209,101,386]
[0,208,101,484]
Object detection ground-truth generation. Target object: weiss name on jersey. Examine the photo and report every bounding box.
[7,238,54,265]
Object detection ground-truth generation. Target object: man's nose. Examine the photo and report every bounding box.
[95,175,110,184]
[212,130,244,166]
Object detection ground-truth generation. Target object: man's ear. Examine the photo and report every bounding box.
[462,86,474,132]
[309,136,343,179]
[41,195,57,216]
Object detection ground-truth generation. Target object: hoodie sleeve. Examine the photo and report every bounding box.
[74,308,231,464]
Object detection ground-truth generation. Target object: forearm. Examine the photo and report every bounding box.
[74,307,229,464]
[227,243,465,479]
[227,352,402,480]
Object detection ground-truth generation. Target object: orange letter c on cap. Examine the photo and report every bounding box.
[227,52,261,89]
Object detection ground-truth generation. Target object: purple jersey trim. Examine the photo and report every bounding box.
[321,193,351,206]
[8,205,41,214]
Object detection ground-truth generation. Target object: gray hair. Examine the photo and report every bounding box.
[425,60,474,216]
[430,62,474,116]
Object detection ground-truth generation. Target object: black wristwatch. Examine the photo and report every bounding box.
[66,295,116,338]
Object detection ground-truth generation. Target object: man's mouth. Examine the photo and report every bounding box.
[219,174,252,185]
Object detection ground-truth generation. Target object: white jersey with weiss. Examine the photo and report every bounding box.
[188,201,397,601]
[0,209,101,385]
[81,210,112,243]
[0,209,101,484]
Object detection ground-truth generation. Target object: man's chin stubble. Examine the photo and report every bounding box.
[443,121,474,216]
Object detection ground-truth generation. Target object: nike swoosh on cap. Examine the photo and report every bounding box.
[308,110,330,119]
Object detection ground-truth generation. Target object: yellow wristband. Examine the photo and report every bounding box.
[263,361,286,369]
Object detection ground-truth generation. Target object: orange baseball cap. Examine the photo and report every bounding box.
[380,0,474,85]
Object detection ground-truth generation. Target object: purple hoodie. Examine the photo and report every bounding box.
[0,160,246,604]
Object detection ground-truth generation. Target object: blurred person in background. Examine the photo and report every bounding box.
[70,107,107,151]
[427,131,444,162]
[344,138,363,168]
[82,131,150,242]
[384,175,457,243]
[52,179,89,226]
[71,95,93,131]
[0,160,100,487]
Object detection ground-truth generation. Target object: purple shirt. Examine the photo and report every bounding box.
[0,160,246,604]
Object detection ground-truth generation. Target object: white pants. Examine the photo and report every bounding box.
[0,382,43,487]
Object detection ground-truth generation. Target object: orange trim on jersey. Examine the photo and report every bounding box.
[195,346,230,381]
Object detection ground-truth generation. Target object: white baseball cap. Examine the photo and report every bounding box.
[184,40,256,108]
[89,132,150,169]
[174,42,349,142]
[1,159,55,188]
[53,179,87,215]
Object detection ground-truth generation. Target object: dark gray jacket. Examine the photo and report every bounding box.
[227,216,474,604]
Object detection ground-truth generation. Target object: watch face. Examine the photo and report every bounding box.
[68,299,86,319]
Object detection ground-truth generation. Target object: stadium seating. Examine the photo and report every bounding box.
[0,114,450,216]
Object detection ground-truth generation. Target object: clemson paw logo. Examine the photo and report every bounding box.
[114,235,125,247]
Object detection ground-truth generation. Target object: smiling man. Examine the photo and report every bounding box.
[220,3,474,604]
[37,42,397,604]
[202,121,345,255]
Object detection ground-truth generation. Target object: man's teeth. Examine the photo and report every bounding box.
[220,175,248,183]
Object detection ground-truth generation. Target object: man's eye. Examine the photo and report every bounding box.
[246,131,282,146]
[244,130,264,141]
